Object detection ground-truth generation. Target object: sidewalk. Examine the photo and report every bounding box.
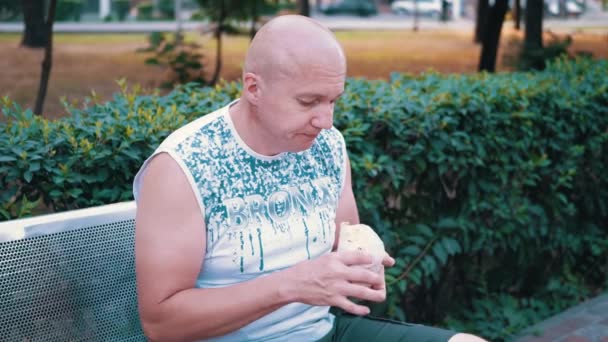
[516,293,608,342]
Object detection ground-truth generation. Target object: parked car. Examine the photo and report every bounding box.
[320,0,378,17]
[390,0,452,18]
[514,0,584,18]
[545,0,584,17]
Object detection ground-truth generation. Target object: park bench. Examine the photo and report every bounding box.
[0,201,146,341]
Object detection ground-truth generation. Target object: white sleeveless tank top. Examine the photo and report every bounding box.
[133,102,347,341]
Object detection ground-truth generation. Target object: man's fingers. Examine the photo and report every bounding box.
[334,296,370,316]
[337,250,374,266]
[382,253,395,267]
[371,280,386,291]
[342,282,386,302]
[345,266,383,287]
[336,250,395,268]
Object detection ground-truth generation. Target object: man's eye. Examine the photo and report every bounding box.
[298,99,318,106]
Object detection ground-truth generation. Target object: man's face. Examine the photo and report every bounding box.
[255,61,346,153]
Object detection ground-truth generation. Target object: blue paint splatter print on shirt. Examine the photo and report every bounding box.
[133,101,347,342]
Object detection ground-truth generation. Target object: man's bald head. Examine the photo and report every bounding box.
[243,15,346,81]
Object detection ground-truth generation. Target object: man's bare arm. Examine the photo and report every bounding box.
[333,154,360,251]
[136,153,293,341]
[333,154,395,293]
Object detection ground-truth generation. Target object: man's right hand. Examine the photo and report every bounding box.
[281,251,386,316]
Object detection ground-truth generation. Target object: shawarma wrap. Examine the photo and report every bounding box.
[337,222,386,274]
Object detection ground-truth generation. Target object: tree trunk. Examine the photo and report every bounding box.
[210,28,222,85]
[298,0,310,16]
[525,0,543,49]
[21,0,48,48]
[558,0,567,16]
[249,0,258,40]
[413,0,419,31]
[523,0,544,69]
[478,0,509,72]
[474,0,489,43]
[175,0,183,44]
[34,0,57,116]
[440,0,449,21]
[210,0,224,86]
[514,0,521,30]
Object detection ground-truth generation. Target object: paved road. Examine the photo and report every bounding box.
[0,12,606,33]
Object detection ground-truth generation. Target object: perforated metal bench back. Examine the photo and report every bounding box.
[0,202,146,341]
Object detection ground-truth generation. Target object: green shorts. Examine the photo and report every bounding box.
[317,310,457,342]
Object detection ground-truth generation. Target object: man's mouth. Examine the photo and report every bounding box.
[301,132,320,139]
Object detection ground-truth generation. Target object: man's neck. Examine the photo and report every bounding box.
[229,100,282,157]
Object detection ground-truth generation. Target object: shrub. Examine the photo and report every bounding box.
[137,32,207,88]
[341,57,607,339]
[158,0,174,19]
[1,57,606,340]
[113,0,131,21]
[503,32,579,71]
[136,2,153,20]
[0,79,239,217]
[0,0,21,21]
[55,0,83,22]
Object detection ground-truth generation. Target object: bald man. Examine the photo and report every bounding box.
[133,15,487,342]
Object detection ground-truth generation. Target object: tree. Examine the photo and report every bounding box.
[141,0,270,88]
[197,0,231,86]
[440,0,450,21]
[474,0,488,43]
[0,0,21,21]
[34,0,57,116]
[249,0,259,40]
[522,0,546,69]
[513,0,522,30]
[413,0,420,31]
[21,0,48,48]
[298,0,310,16]
[478,0,509,72]
[196,0,268,85]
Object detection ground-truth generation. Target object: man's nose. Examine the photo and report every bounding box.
[311,103,334,129]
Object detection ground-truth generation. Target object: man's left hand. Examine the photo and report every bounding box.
[371,253,396,293]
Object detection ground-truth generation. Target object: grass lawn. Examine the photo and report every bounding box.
[1,28,606,119]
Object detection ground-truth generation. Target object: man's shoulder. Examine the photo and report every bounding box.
[158,105,227,151]
[318,126,345,146]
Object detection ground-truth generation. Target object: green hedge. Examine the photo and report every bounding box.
[136,2,153,20]
[56,0,83,22]
[1,80,239,216]
[113,0,131,21]
[1,58,607,340]
[0,0,21,21]
[339,57,608,339]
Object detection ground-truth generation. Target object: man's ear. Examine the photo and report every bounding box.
[243,72,260,105]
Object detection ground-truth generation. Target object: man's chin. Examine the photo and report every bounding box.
[284,133,318,153]
[288,140,315,153]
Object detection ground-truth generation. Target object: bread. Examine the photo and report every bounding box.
[337,222,386,274]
